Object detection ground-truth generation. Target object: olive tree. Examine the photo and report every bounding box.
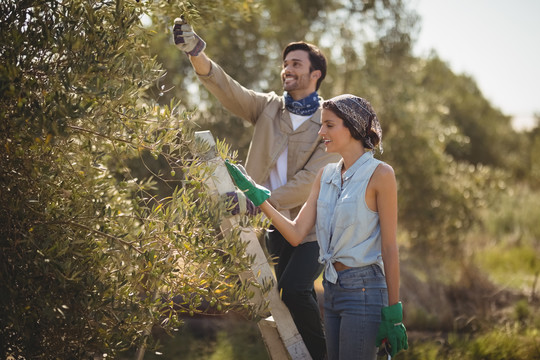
[0,1,266,358]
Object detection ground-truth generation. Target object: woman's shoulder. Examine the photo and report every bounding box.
[371,162,396,189]
[374,161,394,175]
[322,161,341,177]
[315,162,340,187]
[324,161,341,170]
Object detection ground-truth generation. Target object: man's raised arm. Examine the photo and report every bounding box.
[173,17,211,76]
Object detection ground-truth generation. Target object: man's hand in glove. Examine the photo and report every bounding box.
[376,302,408,357]
[225,160,270,207]
[173,17,206,56]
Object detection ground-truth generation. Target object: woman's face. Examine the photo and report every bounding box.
[319,108,354,153]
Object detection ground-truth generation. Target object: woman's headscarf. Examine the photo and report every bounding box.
[324,94,383,152]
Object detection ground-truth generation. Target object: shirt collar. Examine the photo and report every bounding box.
[326,151,374,187]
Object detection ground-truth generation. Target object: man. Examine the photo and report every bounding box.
[173,18,339,360]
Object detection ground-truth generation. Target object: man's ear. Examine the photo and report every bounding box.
[311,70,322,80]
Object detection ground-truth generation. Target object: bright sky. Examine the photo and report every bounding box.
[413,0,540,131]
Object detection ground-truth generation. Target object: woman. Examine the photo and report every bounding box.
[226,94,408,360]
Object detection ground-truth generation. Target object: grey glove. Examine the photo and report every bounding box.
[173,18,206,56]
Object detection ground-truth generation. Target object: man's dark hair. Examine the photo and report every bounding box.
[282,42,327,91]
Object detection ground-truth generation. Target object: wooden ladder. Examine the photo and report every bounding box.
[196,130,312,360]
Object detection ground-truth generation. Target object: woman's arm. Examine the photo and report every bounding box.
[260,168,323,246]
[373,163,400,306]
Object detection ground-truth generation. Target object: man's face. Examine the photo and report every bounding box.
[281,50,317,99]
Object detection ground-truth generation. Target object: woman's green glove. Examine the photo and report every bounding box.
[375,302,408,357]
[225,160,270,206]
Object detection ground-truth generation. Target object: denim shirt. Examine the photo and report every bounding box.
[316,151,384,284]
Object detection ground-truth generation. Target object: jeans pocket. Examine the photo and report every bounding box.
[338,274,366,290]
[338,266,387,291]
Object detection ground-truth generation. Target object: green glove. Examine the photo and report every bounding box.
[225,160,270,206]
[376,302,408,357]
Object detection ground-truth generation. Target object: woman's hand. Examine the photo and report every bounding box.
[376,302,408,357]
[225,160,270,206]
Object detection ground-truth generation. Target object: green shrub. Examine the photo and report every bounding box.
[401,325,540,360]
[143,317,269,360]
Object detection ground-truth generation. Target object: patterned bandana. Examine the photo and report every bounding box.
[284,91,320,116]
[326,94,383,152]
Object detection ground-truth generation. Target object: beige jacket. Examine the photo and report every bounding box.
[198,61,340,243]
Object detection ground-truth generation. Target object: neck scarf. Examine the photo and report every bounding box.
[284,91,320,116]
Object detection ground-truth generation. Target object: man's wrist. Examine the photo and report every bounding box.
[186,37,206,56]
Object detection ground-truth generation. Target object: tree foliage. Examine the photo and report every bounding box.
[353,44,506,260]
[1,1,267,358]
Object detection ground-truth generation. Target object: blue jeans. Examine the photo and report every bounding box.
[265,227,327,360]
[323,264,388,360]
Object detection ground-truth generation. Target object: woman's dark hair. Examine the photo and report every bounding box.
[282,42,327,91]
[322,101,380,149]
